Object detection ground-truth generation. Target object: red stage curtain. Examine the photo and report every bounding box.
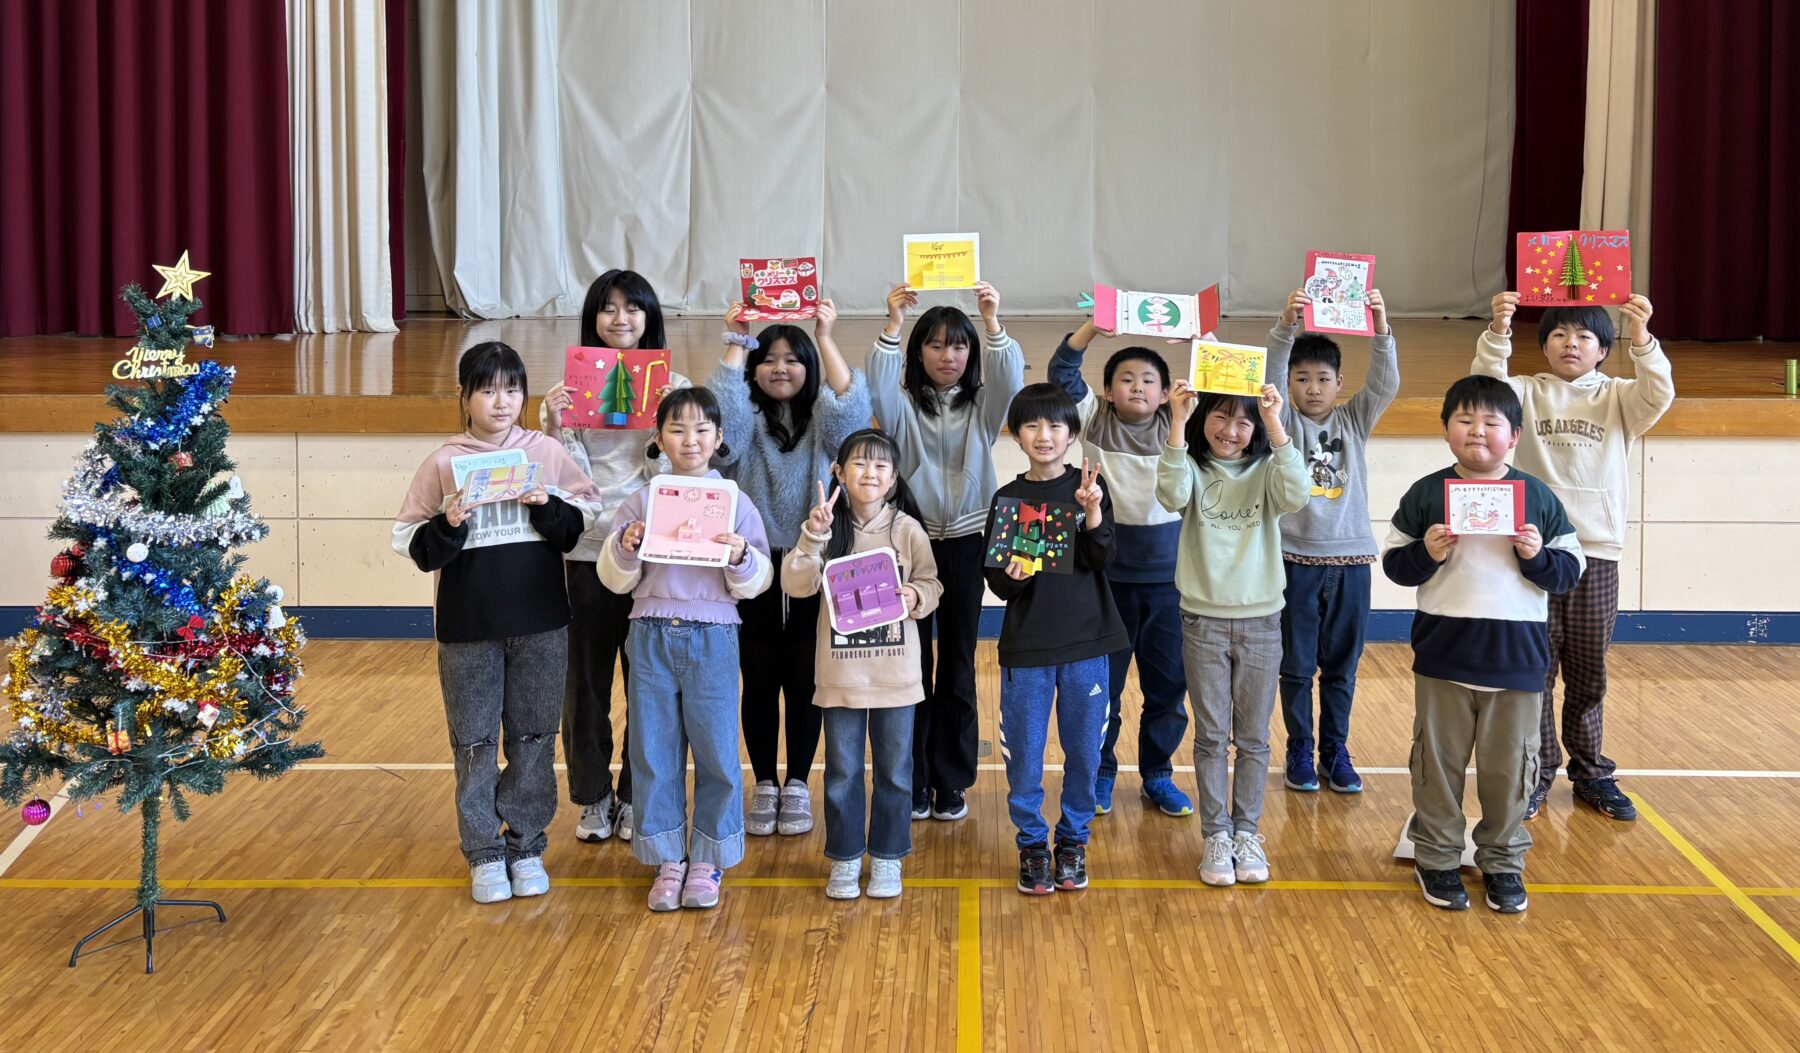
[1649,0,1798,340]
[1504,0,1590,317]
[0,0,294,337]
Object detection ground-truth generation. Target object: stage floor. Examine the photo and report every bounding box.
[3,315,1797,435]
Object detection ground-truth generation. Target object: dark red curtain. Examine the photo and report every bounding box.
[1505,0,1590,316]
[1649,0,1798,340]
[0,0,293,337]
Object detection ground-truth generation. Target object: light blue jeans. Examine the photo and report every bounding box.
[999,655,1109,848]
[822,705,916,861]
[626,618,745,869]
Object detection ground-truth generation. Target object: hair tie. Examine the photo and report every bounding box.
[722,331,759,351]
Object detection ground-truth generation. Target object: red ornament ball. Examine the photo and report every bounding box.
[50,550,79,579]
[168,451,194,469]
[21,799,51,826]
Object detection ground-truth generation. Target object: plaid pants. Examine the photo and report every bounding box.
[1539,557,1619,787]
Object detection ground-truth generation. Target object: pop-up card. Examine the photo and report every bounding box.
[561,346,672,431]
[463,463,541,508]
[903,233,981,290]
[1188,340,1267,397]
[983,498,1080,577]
[1088,283,1221,340]
[1303,251,1376,336]
[738,257,820,321]
[1444,479,1525,536]
[450,449,527,489]
[1516,230,1632,307]
[639,474,740,567]
[823,547,907,636]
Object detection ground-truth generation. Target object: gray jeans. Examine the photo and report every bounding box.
[437,626,566,866]
[1181,611,1280,838]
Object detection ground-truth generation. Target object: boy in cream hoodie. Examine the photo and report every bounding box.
[1473,292,1673,822]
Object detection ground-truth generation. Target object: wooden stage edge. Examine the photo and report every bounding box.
[2,315,1796,436]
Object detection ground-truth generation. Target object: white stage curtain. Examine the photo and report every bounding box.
[417,0,1515,318]
[287,0,397,333]
[1580,0,1656,285]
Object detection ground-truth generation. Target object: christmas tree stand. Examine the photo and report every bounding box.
[66,794,226,974]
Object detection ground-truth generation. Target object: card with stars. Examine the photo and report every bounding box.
[561,346,672,430]
[1516,230,1632,308]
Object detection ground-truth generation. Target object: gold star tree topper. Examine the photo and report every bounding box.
[152,250,212,302]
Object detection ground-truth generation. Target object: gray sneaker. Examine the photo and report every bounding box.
[613,798,634,842]
[778,779,814,835]
[1199,832,1236,887]
[574,792,614,842]
[747,780,780,836]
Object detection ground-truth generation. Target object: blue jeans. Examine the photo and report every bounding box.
[1100,579,1189,781]
[999,656,1108,848]
[626,618,745,869]
[822,706,916,861]
[1278,561,1371,753]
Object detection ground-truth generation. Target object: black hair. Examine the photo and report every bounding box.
[1183,392,1271,471]
[580,269,666,351]
[1004,383,1082,439]
[1101,346,1174,422]
[746,324,822,452]
[902,306,982,417]
[457,341,528,430]
[823,428,924,561]
[646,387,730,461]
[1440,374,1523,432]
[1536,305,1617,357]
[1289,334,1342,374]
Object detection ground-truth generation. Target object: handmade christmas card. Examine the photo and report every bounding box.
[1090,282,1221,340]
[904,233,981,290]
[450,449,527,489]
[463,463,542,508]
[823,547,907,636]
[1444,479,1525,536]
[1188,340,1267,397]
[983,498,1081,576]
[1516,230,1632,307]
[1303,251,1377,336]
[561,346,672,430]
[738,257,820,321]
[640,474,740,567]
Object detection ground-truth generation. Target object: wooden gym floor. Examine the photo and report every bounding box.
[3,641,1799,1050]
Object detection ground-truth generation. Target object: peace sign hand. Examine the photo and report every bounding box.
[1074,459,1105,527]
[806,479,840,536]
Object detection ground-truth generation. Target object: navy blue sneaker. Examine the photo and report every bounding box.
[1284,740,1319,792]
[1523,782,1549,822]
[1482,871,1528,913]
[1574,778,1637,821]
[1140,776,1193,816]
[1093,772,1115,815]
[1416,866,1469,911]
[1321,743,1363,794]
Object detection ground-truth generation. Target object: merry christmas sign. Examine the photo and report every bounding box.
[561,346,672,430]
[1516,230,1632,307]
[738,257,820,321]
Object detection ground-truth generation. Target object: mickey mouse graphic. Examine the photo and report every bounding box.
[1308,430,1347,499]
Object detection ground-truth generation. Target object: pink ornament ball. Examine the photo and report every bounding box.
[21,798,51,826]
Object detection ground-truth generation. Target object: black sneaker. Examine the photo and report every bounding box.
[1573,778,1636,821]
[911,787,932,821]
[931,788,968,821]
[1053,842,1088,890]
[1415,866,1470,911]
[1482,871,1529,913]
[1523,782,1550,822]
[1018,844,1054,896]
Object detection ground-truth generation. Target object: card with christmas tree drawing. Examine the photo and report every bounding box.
[640,474,740,567]
[1090,283,1220,340]
[739,257,820,321]
[823,547,907,636]
[1302,251,1377,336]
[983,498,1080,576]
[463,463,542,508]
[1516,230,1632,307]
[560,346,672,430]
[1188,340,1267,397]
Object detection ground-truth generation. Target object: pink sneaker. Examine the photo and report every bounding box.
[682,864,722,909]
[648,860,687,912]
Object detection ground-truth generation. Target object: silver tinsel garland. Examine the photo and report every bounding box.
[61,442,268,548]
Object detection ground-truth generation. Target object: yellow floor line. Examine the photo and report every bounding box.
[956,883,983,1053]
[1632,791,1800,967]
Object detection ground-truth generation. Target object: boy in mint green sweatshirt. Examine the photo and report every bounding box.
[1156,380,1309,888]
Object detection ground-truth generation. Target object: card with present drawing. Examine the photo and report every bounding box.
[1516,230,1632,308]
[823,547,907,636]
[1444,478,1524,536]
[463,463,542,508]
[561,346,672,431]
[640,474,740,567]
[1303,251,1377,336]
[983,498,1080,577]
[1188,340,1267,397]
[738,257,820,321]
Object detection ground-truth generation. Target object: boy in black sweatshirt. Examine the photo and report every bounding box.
[985,384,1129,896]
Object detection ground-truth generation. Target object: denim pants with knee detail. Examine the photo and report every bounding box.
[436,626,566,867]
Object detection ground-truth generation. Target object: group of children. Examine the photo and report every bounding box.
[392,267,1673,915]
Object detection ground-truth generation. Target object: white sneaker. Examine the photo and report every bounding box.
[747,780,780,836]
[470,860,513,904]
[867,858,903,899]
[1233,832,1270,884]
[826,858,863,899]
[574,793,614,842]
[1199,832,1237,887]
[614,798,635,842]
[509,856,551,897]
[778,779,814,836]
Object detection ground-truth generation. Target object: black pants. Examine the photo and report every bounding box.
[562,560,632,805]
[739,548,823,786]
[914,533,984,795]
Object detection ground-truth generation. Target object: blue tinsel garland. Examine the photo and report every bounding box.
[116,360,235,449]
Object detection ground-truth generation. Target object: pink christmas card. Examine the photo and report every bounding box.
[1091,282,1221,340]
[561,346,672,431]
[1516,230,1632,308]
[1303,251,1377,336]
[738,257,820,321]
[639,474,740,567]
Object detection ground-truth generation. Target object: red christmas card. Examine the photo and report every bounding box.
[983,498,1081,576]
[738,257,820,321]
[1302,250,1377,336]
[1516,230,1632,308]
[1444,478,1525,536]
[561,346,672,431]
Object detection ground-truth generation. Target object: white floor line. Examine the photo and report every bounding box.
[293,761,1800,779]
[0,782,70,878]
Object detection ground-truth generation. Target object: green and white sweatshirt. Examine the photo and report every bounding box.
[1155,441,1310,619]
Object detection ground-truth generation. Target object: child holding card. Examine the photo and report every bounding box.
[598,388,773,912]
[539,269,693,848]
[781,429,942,900]
[1264,287,1400,795]
[1047,321,1191,819]
[714,297,872,839]
[984,384,1128,895]
[1474,292,1673,822]
[1157,381,1309,887]
[392,342,602,905]
[869,279,1024,824]
[1382,375,1584,913]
